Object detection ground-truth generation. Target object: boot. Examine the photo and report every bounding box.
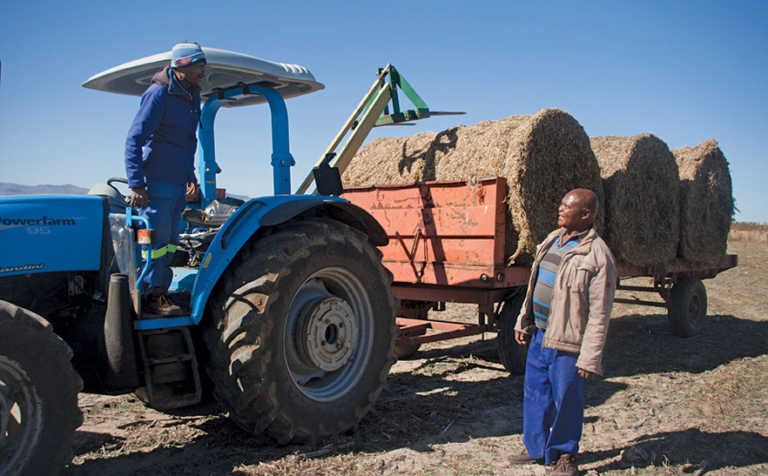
[508,449,543,465]
[143,293,185,317]
[551,453,579,476]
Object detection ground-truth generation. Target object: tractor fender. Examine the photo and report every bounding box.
[261,200,387,246]
[189,195,387,324]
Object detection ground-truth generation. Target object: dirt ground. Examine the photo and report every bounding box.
[65,239,768,475]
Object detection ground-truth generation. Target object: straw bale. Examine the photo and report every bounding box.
[343,109,604,264]
[591,134,680,267]
[673,140,733,265]
[341,132,439,187]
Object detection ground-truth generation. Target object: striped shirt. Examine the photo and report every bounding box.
[531,233,585,329]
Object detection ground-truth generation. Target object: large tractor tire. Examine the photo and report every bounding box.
[0,300,83,476]
[204,218,397,444]
[496,292,528,375]
[668,277,707,337]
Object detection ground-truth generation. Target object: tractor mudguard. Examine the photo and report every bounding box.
[188,195,387,324]
[260,199,387,245]
[0,195,105,277]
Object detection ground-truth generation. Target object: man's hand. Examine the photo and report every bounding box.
[577,368,596,380]
[128,186,148,209]
[186,182,200,203]
[514,330,530,346]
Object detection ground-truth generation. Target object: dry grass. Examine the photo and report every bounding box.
[729,222,768,243]
[730,222,768,232]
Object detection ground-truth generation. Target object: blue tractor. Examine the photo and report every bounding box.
[0,47,457,475]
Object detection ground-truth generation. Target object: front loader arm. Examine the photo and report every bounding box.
[296,65,463,194]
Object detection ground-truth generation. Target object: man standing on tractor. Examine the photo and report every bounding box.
[125,42,206,316]
[509,188,617,476]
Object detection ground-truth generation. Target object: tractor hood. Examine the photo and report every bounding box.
[82,47,324,107]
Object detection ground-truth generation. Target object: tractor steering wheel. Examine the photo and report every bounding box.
[106,177,130,201]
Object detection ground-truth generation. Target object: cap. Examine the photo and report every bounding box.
[170,42,206,68]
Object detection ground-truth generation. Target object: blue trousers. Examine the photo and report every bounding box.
[138,182,186,293]
[522,327,585,464]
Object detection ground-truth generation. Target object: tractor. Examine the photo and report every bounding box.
[0,47,457,475]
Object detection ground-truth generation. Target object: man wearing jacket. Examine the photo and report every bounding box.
[125,42,206,316]
[509,188,616,476]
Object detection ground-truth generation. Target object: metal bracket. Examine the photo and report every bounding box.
[395,227,427,283]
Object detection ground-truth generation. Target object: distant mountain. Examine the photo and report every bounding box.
[0,182,89,196]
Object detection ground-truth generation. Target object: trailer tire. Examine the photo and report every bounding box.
[0,300,83,476]
[496,292,528,375]
[668,277,707,337]
[204,218,397,444]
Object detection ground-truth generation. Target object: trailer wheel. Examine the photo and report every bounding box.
[205,218,397,443]
[0,300,83,476]
[496,292,528,375]
[667,277,707,337]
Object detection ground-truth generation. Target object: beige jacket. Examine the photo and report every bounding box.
[514,227,617,376]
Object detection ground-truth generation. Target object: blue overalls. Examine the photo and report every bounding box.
[138,182,187,291]
[522,327,585,464]
[124,67,200,293]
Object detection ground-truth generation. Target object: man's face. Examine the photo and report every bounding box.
[557,192,588,231]
[176,61,206,86]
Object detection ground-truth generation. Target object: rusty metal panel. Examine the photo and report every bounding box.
[365,205,498,237]
[343,178,509,287]
[379,238,496,266]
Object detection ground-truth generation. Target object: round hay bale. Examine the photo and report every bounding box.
[341,128,458,187]
[673,140,733,265]
[433,115,532,182]
[591,134,680,267]
[435,109,603,263]
[343,109,604,264]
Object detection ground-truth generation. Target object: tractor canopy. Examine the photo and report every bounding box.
[82,47,324,107]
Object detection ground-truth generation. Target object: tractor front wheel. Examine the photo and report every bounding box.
[205,218,397,443]
[0,300,83,476]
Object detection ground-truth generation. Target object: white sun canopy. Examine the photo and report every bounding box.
[82,47,324,107]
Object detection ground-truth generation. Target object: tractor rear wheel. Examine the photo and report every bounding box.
[0,300,83,476]
[496,292,528,375]
[204,218,397,443]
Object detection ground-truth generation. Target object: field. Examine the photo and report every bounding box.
[65,239,768,475]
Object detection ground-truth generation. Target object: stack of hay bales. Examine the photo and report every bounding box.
[672,140,733,265]
[342,108,603,264]
[590,134,680,267]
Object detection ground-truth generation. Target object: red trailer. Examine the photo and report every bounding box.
[342,177,737,373]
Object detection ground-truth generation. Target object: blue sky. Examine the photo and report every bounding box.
[1,1,766,221]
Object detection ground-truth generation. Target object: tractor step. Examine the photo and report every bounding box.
[135,328,202,409]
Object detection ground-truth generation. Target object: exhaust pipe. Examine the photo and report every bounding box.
[103,273,140,390]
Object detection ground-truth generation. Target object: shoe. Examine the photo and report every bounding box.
[167,291,191,308]
[550,453,579,476]
[508,450,542,465]
[143,293,185,317]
